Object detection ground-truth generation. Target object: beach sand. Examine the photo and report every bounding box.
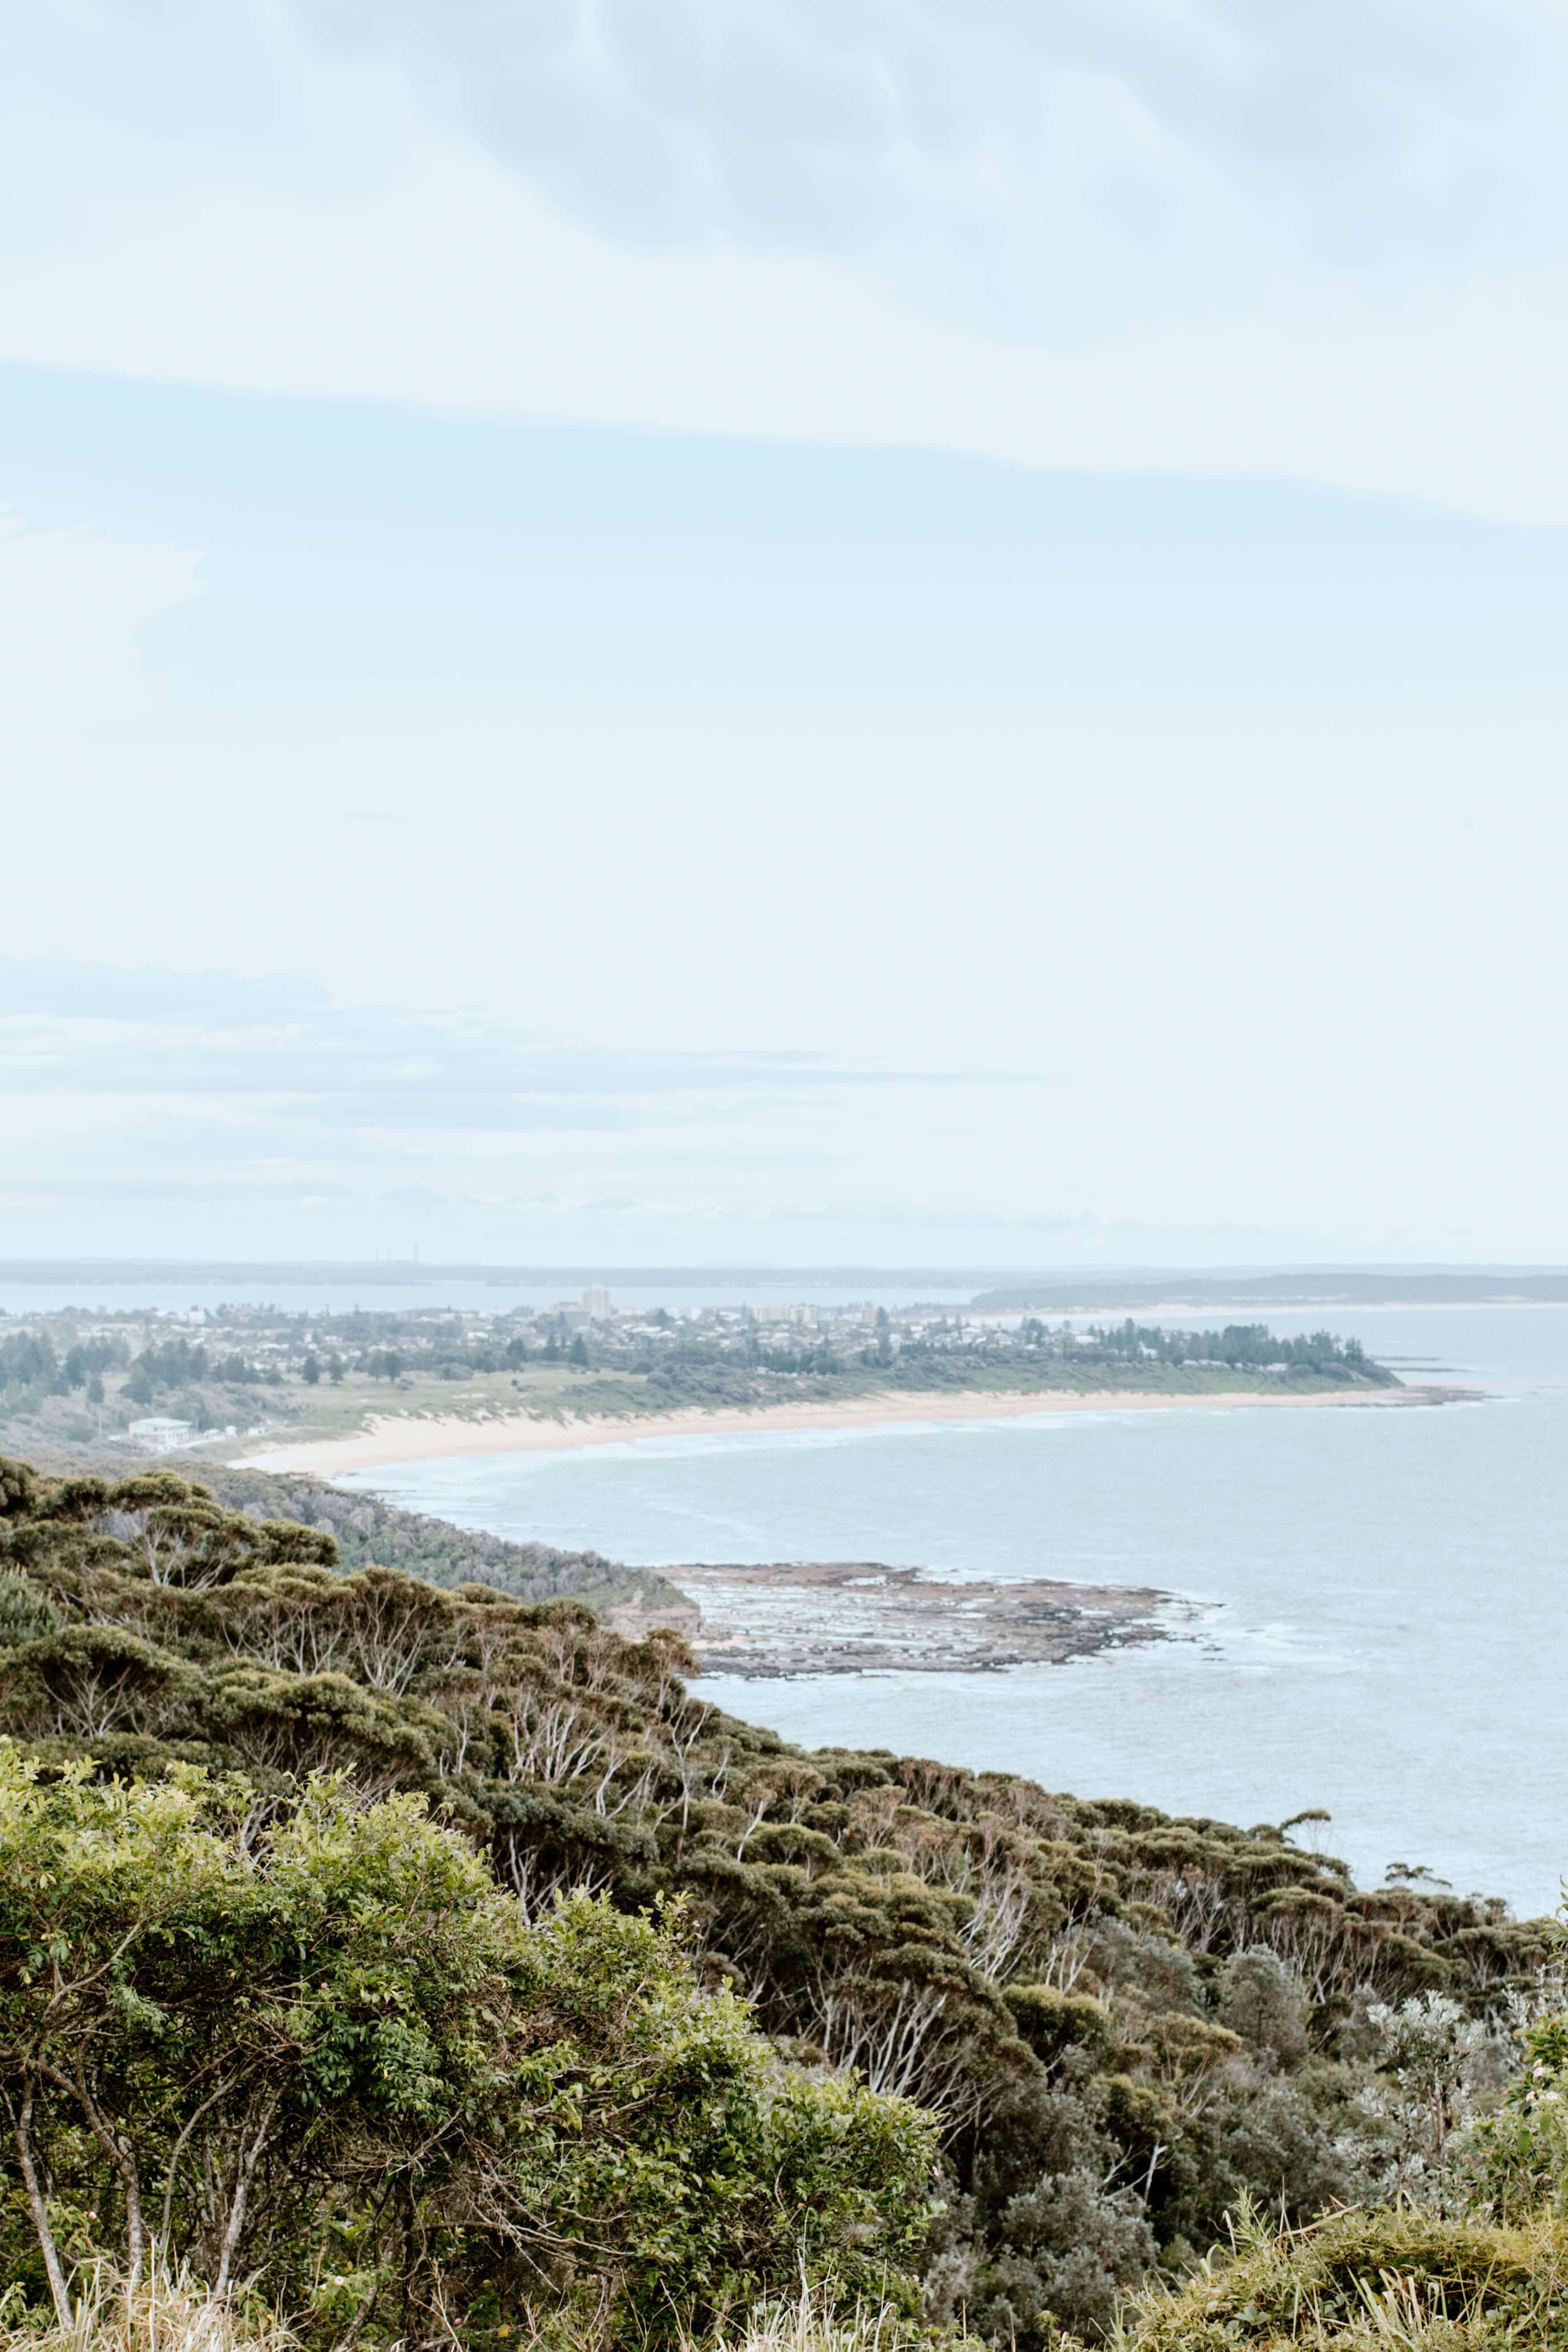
[238,1381,1443,1479]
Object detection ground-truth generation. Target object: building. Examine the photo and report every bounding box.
[582,1285,612,1318]
[128,1417,194,1453]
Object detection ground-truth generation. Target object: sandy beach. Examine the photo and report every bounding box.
[238,1381,1444,1478]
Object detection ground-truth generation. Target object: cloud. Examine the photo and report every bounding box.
[12,0,1566,350]
[8,9,1568,516]
[283,0,1565,332]
[0,956,1064,1257]
[0,961,330,1028]
[0,958,980,1131]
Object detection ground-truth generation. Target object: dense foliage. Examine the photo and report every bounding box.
[1060,1323,1381,1379]
[1044,1978,1568,2352]
[0,1458,1551,2347]
[0,1752,934,2344]
[195,1465,686,1618]
[551,1317,1394,1411]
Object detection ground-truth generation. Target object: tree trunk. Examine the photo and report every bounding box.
[13,2081,73,2326]
[213,2095,278,2297]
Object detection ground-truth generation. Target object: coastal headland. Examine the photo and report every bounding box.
[243,1379,1457,1477]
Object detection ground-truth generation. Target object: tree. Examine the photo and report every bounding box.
[301,1354,321,1386]
[0,1752,936,2342]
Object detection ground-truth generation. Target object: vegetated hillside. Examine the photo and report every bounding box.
[195,1462,687,1618]
[0,1458,1553,2351]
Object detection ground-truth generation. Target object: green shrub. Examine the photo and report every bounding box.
[0,1748,938,2345]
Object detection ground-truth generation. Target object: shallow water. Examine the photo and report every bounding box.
[344,1305,1568,1917]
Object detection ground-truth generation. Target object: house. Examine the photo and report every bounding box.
[128,1416,194,1453]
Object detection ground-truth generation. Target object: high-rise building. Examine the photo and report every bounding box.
[582,1285,612,1318]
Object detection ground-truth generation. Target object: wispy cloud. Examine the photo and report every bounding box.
[0,957,983,1251]
[0,957,983,1133]
[1,960,328,1029]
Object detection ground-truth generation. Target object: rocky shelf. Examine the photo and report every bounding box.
[635,1558,1185,1677]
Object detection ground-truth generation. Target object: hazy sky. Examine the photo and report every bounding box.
[4,2,1568,1267]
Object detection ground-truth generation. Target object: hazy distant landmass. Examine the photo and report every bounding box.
[2,1256,1565,1305]
[968,1268,1568,1310]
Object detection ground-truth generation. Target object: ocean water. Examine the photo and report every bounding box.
[341,1305,1568,1918]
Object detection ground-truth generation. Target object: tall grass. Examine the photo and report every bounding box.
[0,2275,926,2352]
[1119,2202,1568,2352]
[0,2271,297,2352]
[707,2291,922,2352]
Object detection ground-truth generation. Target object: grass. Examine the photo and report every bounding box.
[0,2271,297,2352]
[1119,2205,1568,2352]
[0,2275,933,2352]
[22,2216,1562,2352]
[712,2291,934,2352]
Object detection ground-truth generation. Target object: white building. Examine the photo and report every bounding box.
[582,1285,612,1318]
[128,1417,194,1453]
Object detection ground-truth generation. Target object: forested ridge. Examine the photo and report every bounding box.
[0,1457,1561,2352]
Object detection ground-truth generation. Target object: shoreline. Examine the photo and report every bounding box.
[236,1380,1453,1478]
[667,1557,1184,1678]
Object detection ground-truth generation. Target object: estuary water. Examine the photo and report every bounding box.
[344,1306,1568,1919]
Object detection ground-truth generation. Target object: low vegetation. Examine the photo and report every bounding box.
[1,1456,1562,2352]
[1120,2203,1568,2352]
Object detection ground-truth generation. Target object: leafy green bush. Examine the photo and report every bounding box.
[1458,2006,1568,2224]
[0,1750,936,2345]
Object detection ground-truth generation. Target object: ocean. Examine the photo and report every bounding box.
[331,1302,1566,1918]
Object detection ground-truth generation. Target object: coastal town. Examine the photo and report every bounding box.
[0,1285,1404,1466]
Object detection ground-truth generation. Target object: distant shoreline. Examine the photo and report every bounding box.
[238,1381,1456,1478]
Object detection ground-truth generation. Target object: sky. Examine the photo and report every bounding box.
[4,0,1568,1268]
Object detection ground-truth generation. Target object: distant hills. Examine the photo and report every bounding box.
[968,1269,1568,1311]
[3,1258,1567,1307]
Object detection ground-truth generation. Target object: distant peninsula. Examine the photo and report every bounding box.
[0,1296,1436,1471]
